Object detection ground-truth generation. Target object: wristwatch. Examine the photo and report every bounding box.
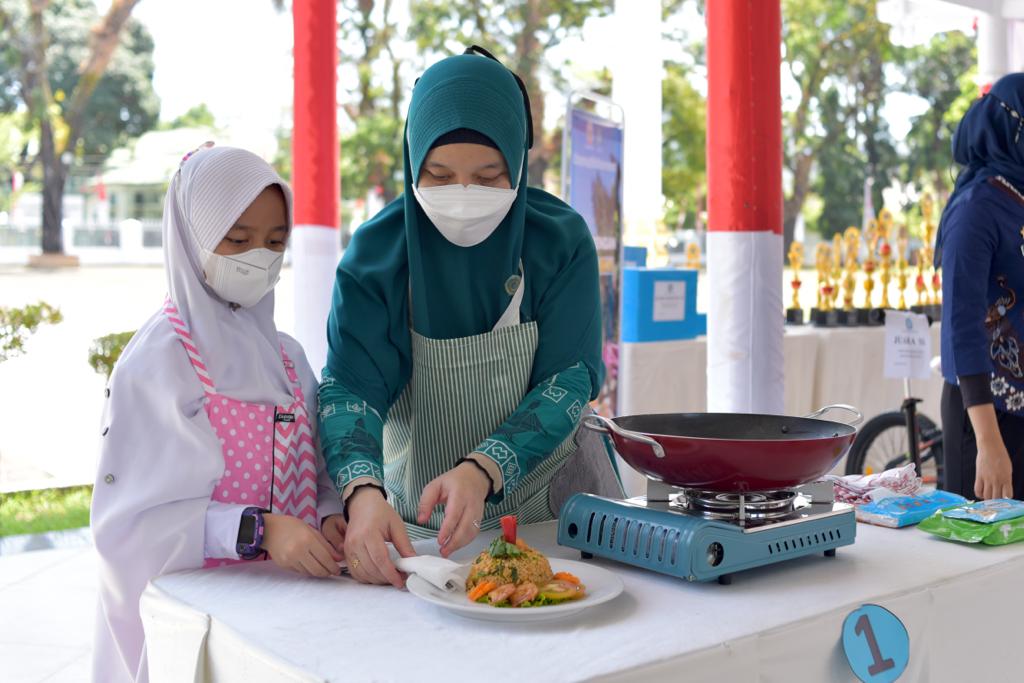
[236,507,266,560]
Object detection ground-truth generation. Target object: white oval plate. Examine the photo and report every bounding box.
[405,558,624,623]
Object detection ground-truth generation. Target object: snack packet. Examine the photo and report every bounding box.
[941,498,1024,523]
[855,490,968,528]
[919,510,1024,545]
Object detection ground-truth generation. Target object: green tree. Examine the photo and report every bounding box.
[0,111,32,213]
[337,0,405,204]
[0,0,158,256]
[409,0,613,186]
[662,62,706,230]
[164,103,218,131]
[0,301,62,363]
[900,30,977,201]
[781,0,896,248]
[813,88,868,237]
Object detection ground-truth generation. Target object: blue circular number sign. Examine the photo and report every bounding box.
[842,604,909,683]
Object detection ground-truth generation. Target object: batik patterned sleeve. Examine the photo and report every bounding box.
[473,362,592,502]
[317,369,386,493]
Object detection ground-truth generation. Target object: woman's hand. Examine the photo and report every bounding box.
[975,440,1014,499]
[321,514,346,557]
[418,460,491,558]
[261,513,343,578]
[344,488,416,587]
[967,403,1014,500]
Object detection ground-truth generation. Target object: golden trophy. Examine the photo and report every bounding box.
[842,227,861,325]
[786,241,805,325]
[877,209,895,310]
[912,193,942,321]
[860,218,885,325]
[896,227,910,310]
[685,242,701,270]
[811,243,839,327]
[829,233,849,324]
[914,247,929,310]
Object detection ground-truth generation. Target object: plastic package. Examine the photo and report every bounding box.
[941,498,1024,523]
[855,490,968,528]
[919,508,1024,545]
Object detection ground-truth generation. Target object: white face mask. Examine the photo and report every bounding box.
[412,183,518,247]
[200,247,283,308]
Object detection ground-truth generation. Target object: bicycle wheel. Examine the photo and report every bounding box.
[844,411,944,487]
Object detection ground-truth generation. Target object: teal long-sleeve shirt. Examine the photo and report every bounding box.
[318,362,592,503]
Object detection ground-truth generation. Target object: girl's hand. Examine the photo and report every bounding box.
[261,513,342,578]
[417,460,490,558]
[975,441,1014,500]
[344,488,416,588]
[321,514,346,557]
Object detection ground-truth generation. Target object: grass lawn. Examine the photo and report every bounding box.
[0,485,92,537]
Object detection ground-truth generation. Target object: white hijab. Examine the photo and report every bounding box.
[165,145,295,404]
[91,146,304,682]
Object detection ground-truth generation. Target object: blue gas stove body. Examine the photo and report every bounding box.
[556,490,856,584]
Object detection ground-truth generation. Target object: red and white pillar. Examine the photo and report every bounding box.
[291,0,339,374]
[705,0,785,414]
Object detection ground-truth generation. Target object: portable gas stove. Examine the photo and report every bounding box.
[557,479,855,584]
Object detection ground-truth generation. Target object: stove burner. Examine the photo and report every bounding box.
[676,489,799,523]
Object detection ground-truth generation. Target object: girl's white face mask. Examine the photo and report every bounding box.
[412,183,518,247]
[200,247,283,308]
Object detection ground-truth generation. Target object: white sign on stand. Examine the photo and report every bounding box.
[653,280,686,322]
[883,311,932,380]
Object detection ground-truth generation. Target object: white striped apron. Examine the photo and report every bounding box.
[384,272,578,539]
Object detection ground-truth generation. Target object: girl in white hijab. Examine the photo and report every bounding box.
[91,145,345,683]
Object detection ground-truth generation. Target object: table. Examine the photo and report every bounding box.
[618,325,944,495]
[141,520,1024,683]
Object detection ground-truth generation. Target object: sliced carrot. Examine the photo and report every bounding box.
[467,580,497,602]
[553,571,581,585]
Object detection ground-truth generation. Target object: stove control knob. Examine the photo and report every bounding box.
[706,542,724,567]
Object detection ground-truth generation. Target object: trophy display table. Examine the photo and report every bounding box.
[617,324,943,496]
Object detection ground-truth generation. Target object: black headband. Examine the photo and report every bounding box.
[429,128,500,151]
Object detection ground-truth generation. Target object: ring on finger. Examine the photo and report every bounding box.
[472,519,481,530]
[350,555,361,570]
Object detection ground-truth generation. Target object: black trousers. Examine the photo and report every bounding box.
[941,382,1024,499]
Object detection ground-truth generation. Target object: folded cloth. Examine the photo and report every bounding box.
[825,463,922,505]
[394,555,470,592]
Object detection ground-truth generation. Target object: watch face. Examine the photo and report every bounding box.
[238,514,257,546]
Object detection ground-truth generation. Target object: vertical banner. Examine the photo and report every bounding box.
[566,105,624,416]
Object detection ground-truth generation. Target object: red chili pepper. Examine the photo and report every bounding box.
[501,515,517,544]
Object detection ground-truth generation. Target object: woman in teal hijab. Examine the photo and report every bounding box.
[319,47,620,587]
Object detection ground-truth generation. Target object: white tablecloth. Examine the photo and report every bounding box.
[141,520,1024,683]
[618,325,944,494]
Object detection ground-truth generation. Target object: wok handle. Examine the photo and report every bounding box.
[803,404,864,426]
[581,414,666,459]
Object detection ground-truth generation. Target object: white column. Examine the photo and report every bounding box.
[291,226,339,375]
[978,3,1009,86]
[706,231,785,414]
[611,0,662,255]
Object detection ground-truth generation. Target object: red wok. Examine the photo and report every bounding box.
[584,405,861,492]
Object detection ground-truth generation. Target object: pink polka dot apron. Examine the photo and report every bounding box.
[163,300,319,568]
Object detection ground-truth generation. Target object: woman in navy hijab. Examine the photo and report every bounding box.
[938,73,1024,500]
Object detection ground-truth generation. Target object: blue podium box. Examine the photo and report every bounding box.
[621,267,706,342]
[622,245,648,269]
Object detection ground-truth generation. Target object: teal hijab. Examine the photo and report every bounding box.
[325,51,604,416]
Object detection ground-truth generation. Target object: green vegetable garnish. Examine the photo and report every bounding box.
[487,536,523,558]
